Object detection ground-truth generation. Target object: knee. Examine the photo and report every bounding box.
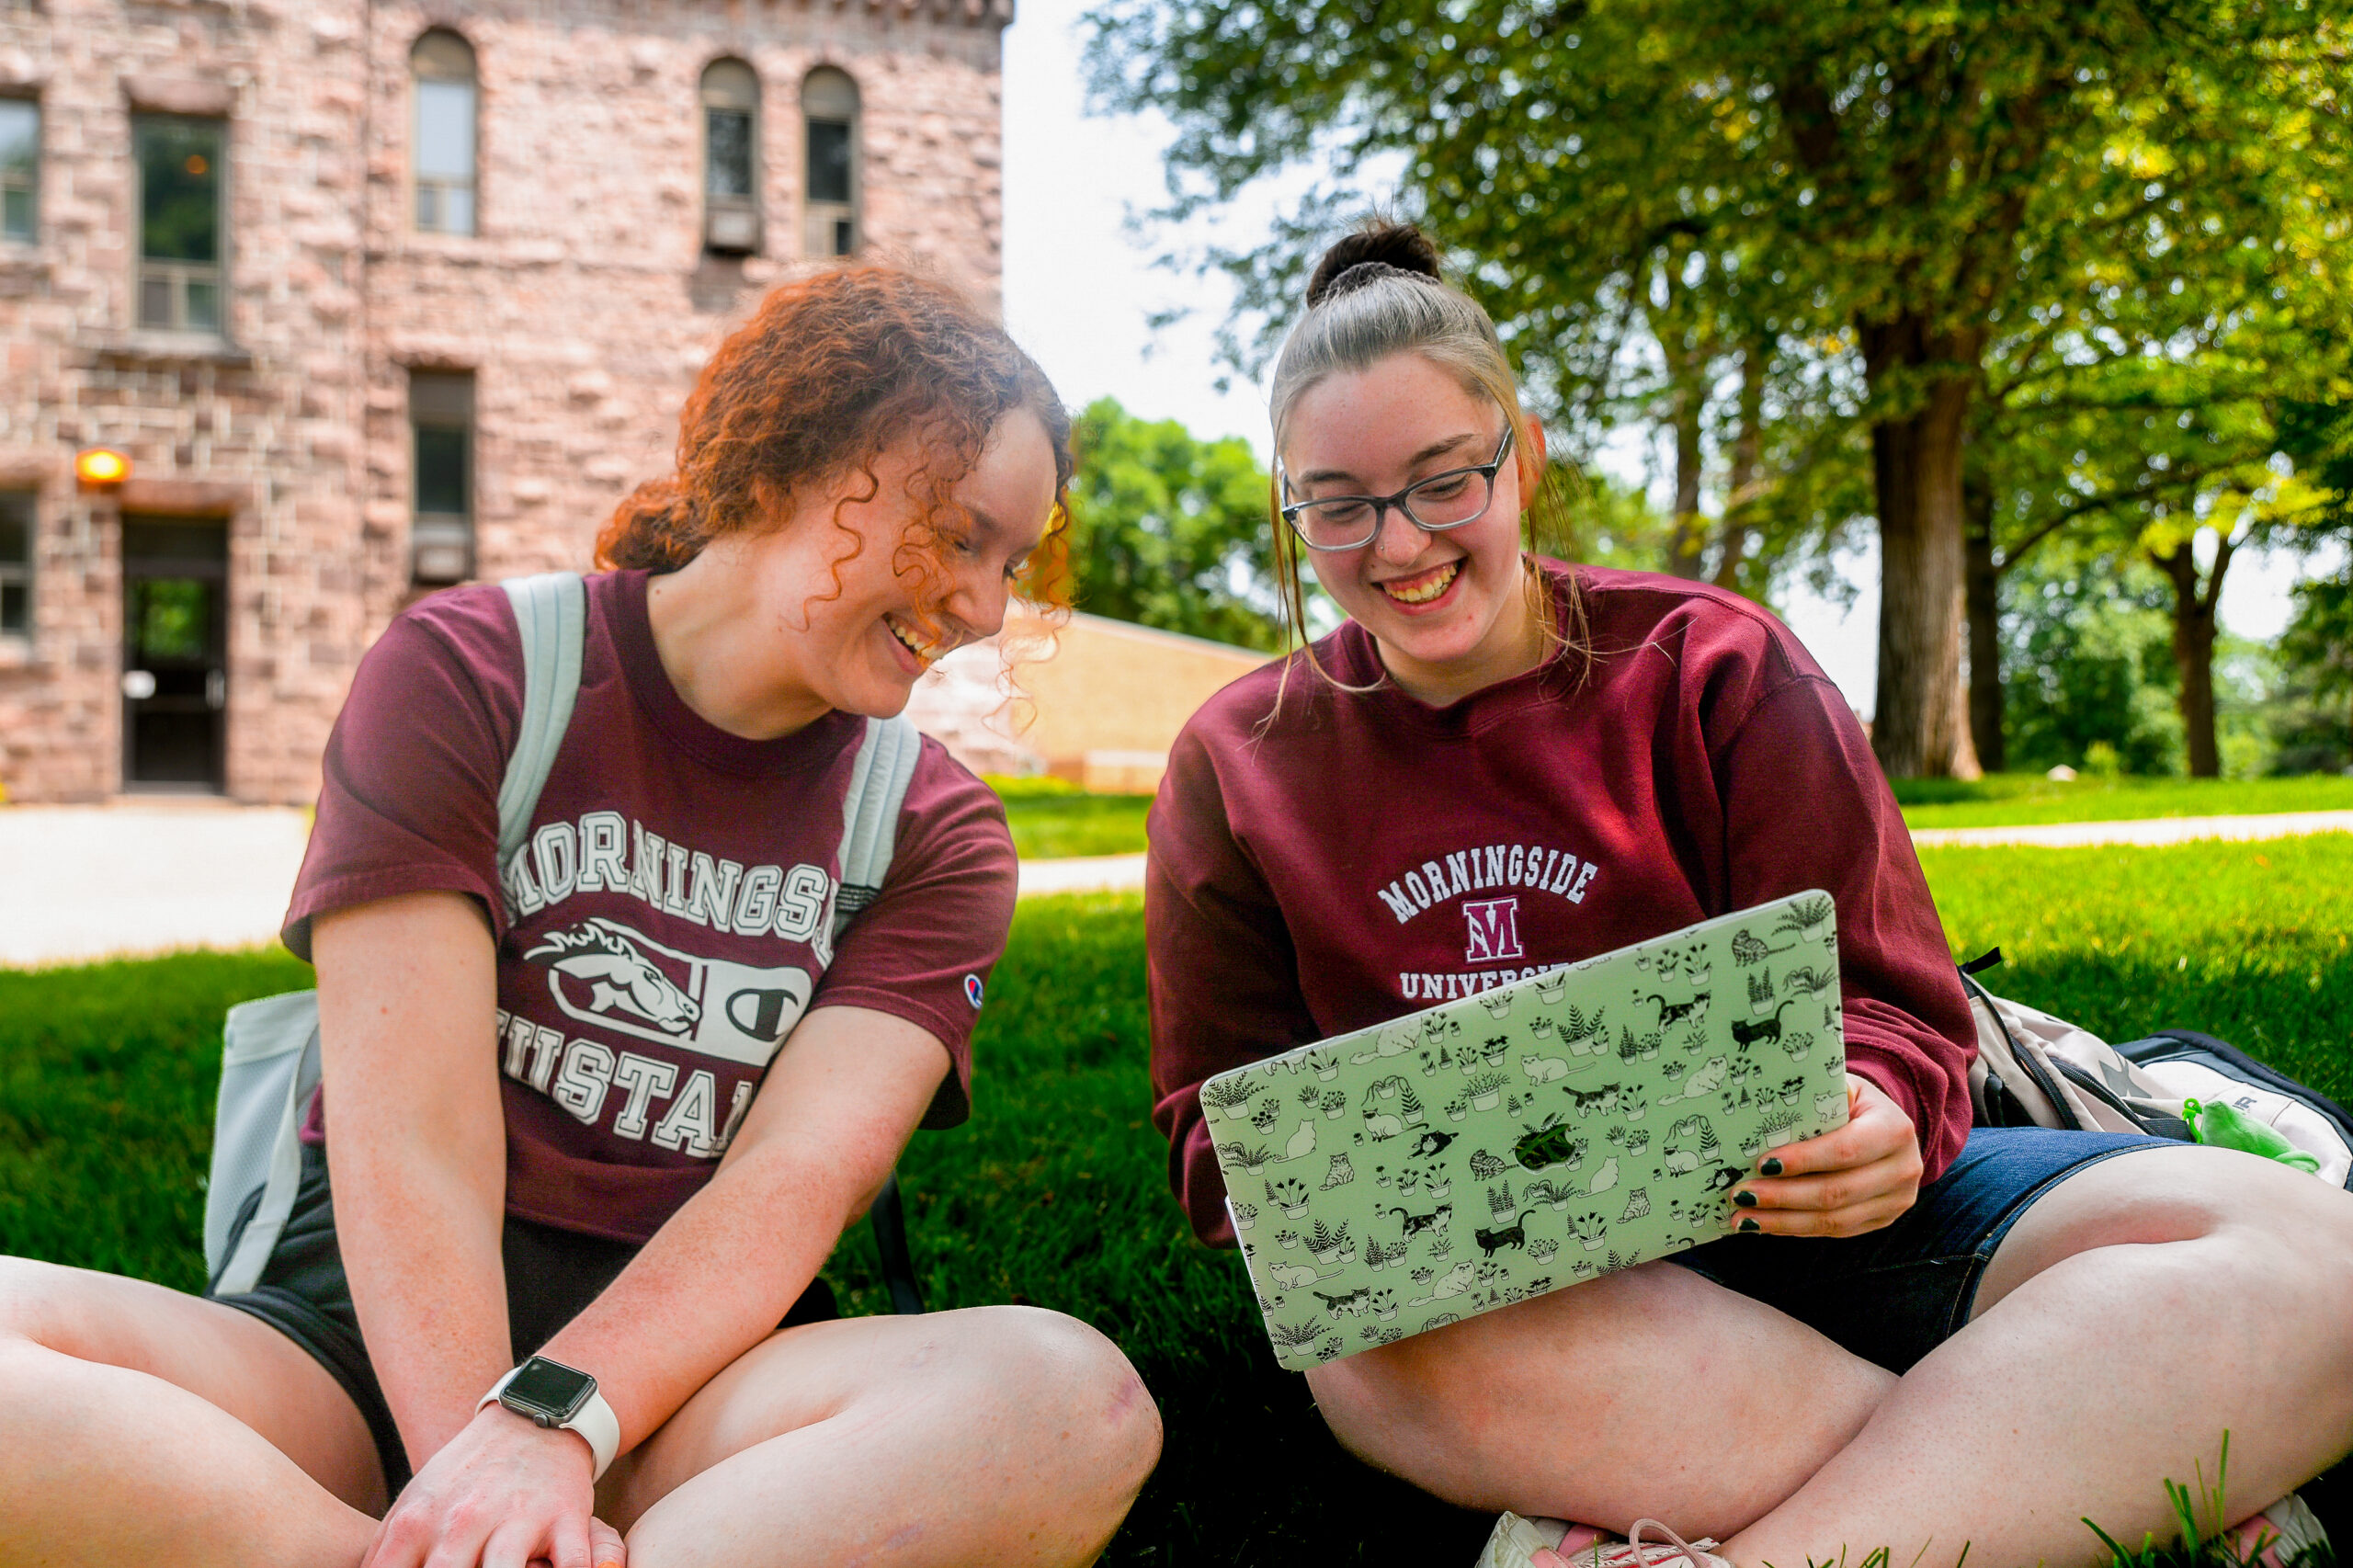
[961,1305,1162,1503]
[1305,1317,1541,1506]
[0,1256,79,1350]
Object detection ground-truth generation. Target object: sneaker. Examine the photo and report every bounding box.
[1477,1512,1606,1568]
[2235,1493,2331,1568]
[1540,1519,1733,1568]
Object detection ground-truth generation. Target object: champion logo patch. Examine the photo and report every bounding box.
[963,973,985,1009]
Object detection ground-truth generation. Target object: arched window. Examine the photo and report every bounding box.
[700,60,760,255]
[801,67,859,258]
[411,31,477,235]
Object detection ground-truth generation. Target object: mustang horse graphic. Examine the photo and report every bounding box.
[526,918,701,1035]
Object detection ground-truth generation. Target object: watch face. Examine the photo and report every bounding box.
[501,1358,595,1422]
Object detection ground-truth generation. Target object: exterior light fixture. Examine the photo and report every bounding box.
[75,448,131,488]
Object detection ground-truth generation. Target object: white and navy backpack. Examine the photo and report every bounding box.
[205,573,928,1302]
[1960,952,2353,1190]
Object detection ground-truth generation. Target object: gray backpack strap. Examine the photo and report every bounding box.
[205,574,589,1294]
[206,991,324,1295]
[829,714,926,1313]
[830,715,922,942]
[497,572,588,876]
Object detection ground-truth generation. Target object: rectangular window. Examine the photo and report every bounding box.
[414,77,476,234]
[0,98,35,243]
[806,119,851,205]
[410,369,474,584]
[0,490,32,637]
[707,108,753,199]
[134,115,226,334]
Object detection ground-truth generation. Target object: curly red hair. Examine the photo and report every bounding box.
[597,264,1073,626]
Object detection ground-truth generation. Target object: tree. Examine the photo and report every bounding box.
[2276,564,2353,771]
[1963,278,2353,774]
[1997,547,2183,776]
[1086,0,2353,775]
[1063,397,1289,651]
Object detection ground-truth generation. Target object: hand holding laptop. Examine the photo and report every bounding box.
[1722,1075,1925,1238]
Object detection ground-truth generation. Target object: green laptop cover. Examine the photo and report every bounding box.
[1204,892,1850,1372]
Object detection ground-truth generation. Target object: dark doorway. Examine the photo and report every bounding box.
[121,515,227,790]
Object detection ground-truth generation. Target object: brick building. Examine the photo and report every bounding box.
[0,0,1011,802]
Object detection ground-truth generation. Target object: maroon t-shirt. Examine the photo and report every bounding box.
[286,570,1016,1243]
[1146,562,1975,1247]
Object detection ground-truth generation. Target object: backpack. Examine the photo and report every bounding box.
[205,572,926,1297]
[1959,953,2353,1191]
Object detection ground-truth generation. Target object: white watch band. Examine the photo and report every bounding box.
[479,1367,621,1481]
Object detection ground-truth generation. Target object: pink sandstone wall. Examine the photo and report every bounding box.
[0,0,1007,803]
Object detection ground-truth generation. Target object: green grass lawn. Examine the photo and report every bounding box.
[1895,773,2353,831]
[4,842,2348,1562]
[998,776,2353,861]
[998,791,1154,859]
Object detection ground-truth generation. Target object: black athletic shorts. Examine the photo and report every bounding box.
[209,1141,837,1495]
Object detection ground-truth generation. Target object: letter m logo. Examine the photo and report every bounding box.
[1462,897,1523,963]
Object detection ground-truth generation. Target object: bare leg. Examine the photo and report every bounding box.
[607,1305,1160,1567]
[1727,1145,2353,1568]
[0,1256,382,1568]
[1304,1146,2353,1567]
[1306,1259,1896,1536]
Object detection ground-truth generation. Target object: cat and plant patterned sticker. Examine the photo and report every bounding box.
[1209,891,1849,1372]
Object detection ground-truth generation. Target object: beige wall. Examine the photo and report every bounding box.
[1006,610,1270,793]
[0,0,1008,803]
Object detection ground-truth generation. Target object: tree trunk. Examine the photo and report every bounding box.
[1862,313,1982,779]
[2151,532,2234,778]
[1962,450,2004,773]
[1658,318,1711,580]
[1713,344,1766,591]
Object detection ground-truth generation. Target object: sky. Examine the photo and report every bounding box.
[998,0,2321,716]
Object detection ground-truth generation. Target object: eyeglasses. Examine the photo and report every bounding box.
[1278,426,1517,552]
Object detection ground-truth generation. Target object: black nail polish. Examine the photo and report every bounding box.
[1760,1157,1784,1176]
[1733,1189,1758,1208]
[1738,1216,1761,1233]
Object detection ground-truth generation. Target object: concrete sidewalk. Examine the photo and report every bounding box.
[1907,809,2353,847]
[0,803,1157,969]
[0,802,314,969]
[5,803,2347,970]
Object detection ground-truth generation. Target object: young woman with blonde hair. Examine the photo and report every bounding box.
[1146,221,2352,1568]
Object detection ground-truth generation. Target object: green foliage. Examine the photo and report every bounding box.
[2273,566,2353,773]
[1563,466,1679,576]
[1085,0,2353,765]
[998,791,1154,859]
[2000,552,2186,776]
[1066,397,1287,652]
[982,772,1083,799]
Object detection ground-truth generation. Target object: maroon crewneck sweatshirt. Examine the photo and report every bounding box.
[1145,562,1974,1247]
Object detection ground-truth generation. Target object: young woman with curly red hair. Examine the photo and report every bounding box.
[0,265,1160,1568]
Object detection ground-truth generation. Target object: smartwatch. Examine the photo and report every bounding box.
[479,1357,620,1480]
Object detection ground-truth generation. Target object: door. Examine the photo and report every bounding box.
[121,516,227,790]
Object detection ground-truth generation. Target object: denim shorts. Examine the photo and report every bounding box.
[1665,1125,2170,1373]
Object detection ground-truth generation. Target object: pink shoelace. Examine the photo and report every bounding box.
[1537,1517,1727,1568]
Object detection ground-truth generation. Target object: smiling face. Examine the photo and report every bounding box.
[651,409,1060,737]
[1279,353,1548,706]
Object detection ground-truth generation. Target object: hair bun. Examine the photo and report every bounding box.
[1305,221,1442,308]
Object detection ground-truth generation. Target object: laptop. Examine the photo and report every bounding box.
[1203,891,1851,1371]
